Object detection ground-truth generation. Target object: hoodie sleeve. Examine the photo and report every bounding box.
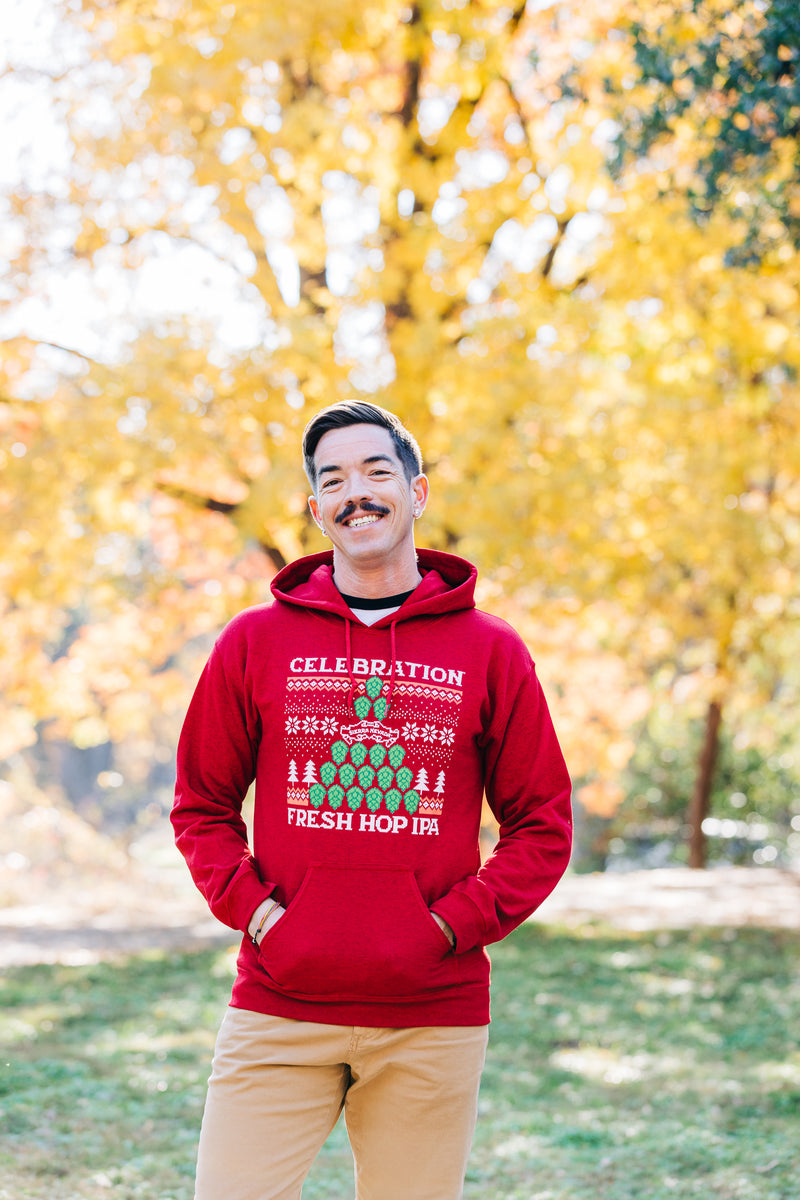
[430,652,572,954]
[171,622,275,932]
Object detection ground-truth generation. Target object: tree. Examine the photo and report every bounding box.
[612,0,800,264]
[562,0,800,864]
[3,0,624,765]
[2,0,798,868]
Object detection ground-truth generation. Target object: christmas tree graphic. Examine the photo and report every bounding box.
[417,767,446,817]
[286,756,307,806]
[305,676,426,815]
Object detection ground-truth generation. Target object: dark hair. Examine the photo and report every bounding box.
[302,401,423,491]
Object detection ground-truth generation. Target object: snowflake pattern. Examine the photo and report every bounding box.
[289,711,455,750]
[286,713,347,739]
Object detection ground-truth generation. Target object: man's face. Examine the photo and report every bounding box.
[308,424,428,576]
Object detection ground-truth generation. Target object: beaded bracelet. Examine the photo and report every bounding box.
[251,899,280,946]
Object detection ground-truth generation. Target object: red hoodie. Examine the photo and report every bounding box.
[172,549,571,1026]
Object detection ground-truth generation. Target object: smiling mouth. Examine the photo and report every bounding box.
[344,514,383,529]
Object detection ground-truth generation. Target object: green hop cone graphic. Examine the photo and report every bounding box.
[403,788,420,814]
[309,783,326,808]
[319,761,337,787]
[291,672,428,820]
[395,766,413,791]
[327,784,345,810]
[349,742,368,767]
[376,764,394,790]
[357,764,375,789]
[331,740,348,765]
[385,788,402,814]
[365,787,383,812]
[387,744,405,768]
[346,785,364,811]
[369,744,387,768]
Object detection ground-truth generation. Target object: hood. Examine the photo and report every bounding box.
[270,549,477,626]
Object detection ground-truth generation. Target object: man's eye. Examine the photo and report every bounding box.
[322,478,340,488]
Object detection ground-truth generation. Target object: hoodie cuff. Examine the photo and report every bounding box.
[224,864,278,934]
[430,890,489,956]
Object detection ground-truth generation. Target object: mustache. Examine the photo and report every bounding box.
[334,501,391,526]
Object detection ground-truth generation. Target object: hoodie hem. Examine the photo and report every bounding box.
[229,978,490,1028]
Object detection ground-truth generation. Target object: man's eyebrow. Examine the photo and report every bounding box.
[317,454,396,477]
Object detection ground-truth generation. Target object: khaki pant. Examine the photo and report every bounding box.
[195,1007,489,1200]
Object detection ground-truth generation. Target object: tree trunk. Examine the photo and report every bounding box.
[687,699,723,869]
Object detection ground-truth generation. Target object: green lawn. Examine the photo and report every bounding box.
[1,925,798,1199]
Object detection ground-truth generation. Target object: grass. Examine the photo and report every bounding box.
[1,925,798,1199]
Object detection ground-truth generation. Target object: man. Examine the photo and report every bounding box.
[172,400,572,1200]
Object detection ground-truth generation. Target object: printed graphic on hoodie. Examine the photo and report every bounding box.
[284,659,464,835]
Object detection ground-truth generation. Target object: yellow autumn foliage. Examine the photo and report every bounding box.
[1,0,798,837]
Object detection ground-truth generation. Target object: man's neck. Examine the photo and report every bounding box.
[331,552,422,599]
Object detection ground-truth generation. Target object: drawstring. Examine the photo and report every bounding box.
[343,615,399,718]
[344,617,357,711]
[386,619,398,715]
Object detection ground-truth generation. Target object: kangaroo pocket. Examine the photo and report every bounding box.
[256,864,454,1000]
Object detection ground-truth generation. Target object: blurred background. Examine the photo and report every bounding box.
[2,0,799,922]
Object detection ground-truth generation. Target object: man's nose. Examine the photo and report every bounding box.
[342,473,373,506]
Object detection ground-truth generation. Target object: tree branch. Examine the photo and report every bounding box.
[541,218,569,279]
[154,481,287,571]
[0,336,102,371]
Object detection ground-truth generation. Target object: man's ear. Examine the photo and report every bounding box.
[412,474,430,515]
[308,494,325,533]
